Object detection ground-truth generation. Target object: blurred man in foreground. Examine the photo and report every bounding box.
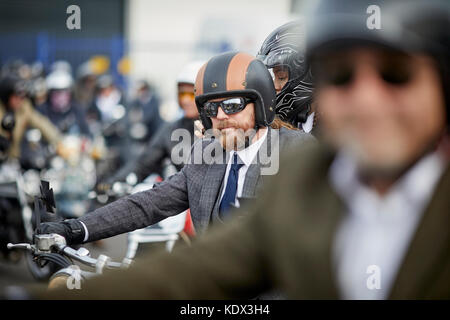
[37,0,449,299]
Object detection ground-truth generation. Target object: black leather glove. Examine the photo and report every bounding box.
[32,209,63,230]
[36,219,85,245]
[41,211,63,223]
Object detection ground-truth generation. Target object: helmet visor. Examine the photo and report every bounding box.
[268,65,290,92]
[258,48,297,92]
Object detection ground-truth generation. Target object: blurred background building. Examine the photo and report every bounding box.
[0,0,309,120]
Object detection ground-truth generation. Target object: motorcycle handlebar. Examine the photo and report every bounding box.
[7,234,132,273]
[61,245,131,270]
[7,243,31,251]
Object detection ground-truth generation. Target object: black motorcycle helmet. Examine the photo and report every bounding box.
[195,51,276,130]
[257,20,314,126]
[0,75,26,108]
[306,0,450,126]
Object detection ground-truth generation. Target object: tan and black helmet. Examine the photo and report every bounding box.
[194,51,276,130]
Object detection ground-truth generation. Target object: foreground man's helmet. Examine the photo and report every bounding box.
[306,0,450,125]
[257,21,314,126]
[195,51,276,130]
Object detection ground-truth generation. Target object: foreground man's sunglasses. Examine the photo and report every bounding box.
[313,51,416,87]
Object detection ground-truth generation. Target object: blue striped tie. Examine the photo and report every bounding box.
[219,153,244,218]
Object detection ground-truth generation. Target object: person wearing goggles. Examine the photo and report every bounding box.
[37,52,312,255]
[194,52,313,153]
[202,97,254,118]
[101,61,204,187]
[0,75,61,159]
[199,96,261,152]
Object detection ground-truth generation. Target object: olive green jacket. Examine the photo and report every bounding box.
[0,99,61,158]
[39,143,450,299]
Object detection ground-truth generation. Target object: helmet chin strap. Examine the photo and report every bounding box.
[291,101,311,124]
[242,123,261,149]
[249,122,269,149]
[245,135,251,149]
[244,125,257,149]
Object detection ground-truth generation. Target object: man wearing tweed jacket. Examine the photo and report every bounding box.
[37,51,313,245]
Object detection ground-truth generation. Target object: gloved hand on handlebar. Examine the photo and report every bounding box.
[36,219,85,245]
[41,210,64,223]
[31,209,63,230]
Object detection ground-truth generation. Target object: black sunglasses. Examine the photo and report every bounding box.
[313,52,415,87]
[203,97,254,117]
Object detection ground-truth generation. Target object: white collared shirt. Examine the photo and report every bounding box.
[219,128,268,209]
[329,151,446,299]
[301,112,315,133]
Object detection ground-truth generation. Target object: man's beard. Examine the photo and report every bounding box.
[331,128,438,180]
[215,118,256,151]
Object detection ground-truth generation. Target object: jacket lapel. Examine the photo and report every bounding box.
[241,127,276,198]
[196,145,228,232]
[241,164,261,198]
[210,169,226,223]
[389,164,450,299]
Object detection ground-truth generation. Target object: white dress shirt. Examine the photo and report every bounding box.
[301,112,315,133]
[329,151,446,299]
[219,129,268,209]
[81,221,89,242]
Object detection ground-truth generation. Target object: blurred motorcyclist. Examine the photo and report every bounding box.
[85,74,128,178]
[257,20,316,133]
[101,60,205,186]
[74,61,97,110]
[29,77,47,110]
[0,75,61,159]
[27,62,47,110]
[86,74,126,125]
[49,60,72,75]
[0,59,32,81]
[36,69,91,137]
